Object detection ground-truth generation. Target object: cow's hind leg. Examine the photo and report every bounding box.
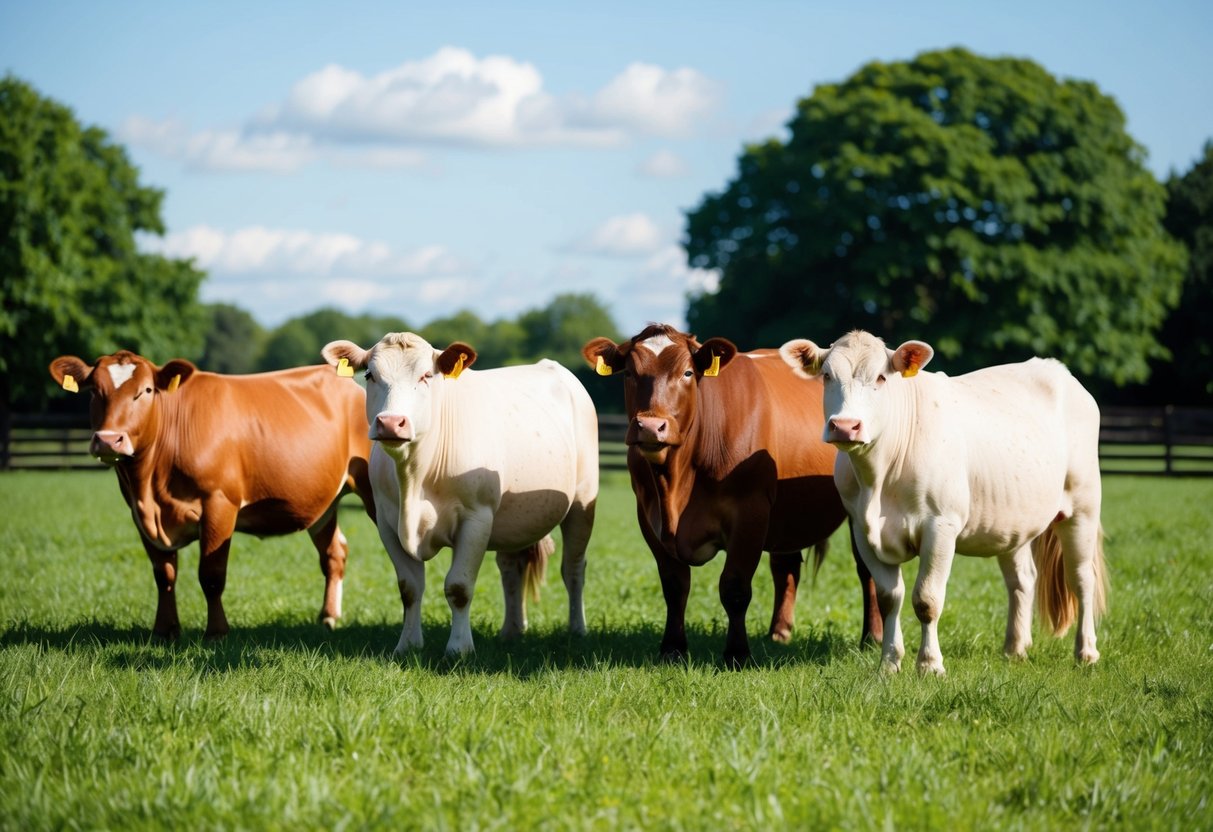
[767,550,802,644]
[307,503,348,629]
[496,536,554,640]
[559,499,595,636]
[998,543,1036,659]
[142,539,181,640]
[1055,514,1107,665]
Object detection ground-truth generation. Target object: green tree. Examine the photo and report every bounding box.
[257,308,409,371]
[198,303,265,374]
[0,75,206,410]
[422,309,529,369]
[516,293,621,371]
[684,48,1186,386]
[1155,143,1213,403]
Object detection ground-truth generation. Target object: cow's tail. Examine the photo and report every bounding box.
[523,534,555,603]
[1033,523,1108,636]
[810,537,829,584]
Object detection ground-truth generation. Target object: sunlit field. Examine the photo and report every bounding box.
[2,470,1211,829]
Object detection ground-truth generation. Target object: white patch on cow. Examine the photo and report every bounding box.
[638,333,676,354]
[107,363,137,389]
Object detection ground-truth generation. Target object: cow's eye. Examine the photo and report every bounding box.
[822,371,832,382]
[364,371,374,383]
[683,369,694,379]
[422,371,433,383]
[876,375,886,386]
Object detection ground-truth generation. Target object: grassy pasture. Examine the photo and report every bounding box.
[1,470,1211,830]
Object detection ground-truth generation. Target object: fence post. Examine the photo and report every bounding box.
[1164,405,1175,476]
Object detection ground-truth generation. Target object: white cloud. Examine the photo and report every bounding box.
[568,213,666,257]
[123,48,724,170]
[576,63,722,138]
[636,149,690,178]
[142,225,465,277]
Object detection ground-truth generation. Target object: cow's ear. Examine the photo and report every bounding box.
[891,340,933,378]
[157,359,196,392]
[49,356,93,393]
[582,338,626,377]
[322,340,370,372]
[779,339,826,378]
[694,337,737,377]
[437,342,476,378]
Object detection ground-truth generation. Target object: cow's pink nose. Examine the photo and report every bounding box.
[374,413,413,441]
[636,416,668,444]
[91,430,131,458]
[828,418,863,442]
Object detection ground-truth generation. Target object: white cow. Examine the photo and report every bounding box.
[780,330,1107,674]
[322,333,598,657]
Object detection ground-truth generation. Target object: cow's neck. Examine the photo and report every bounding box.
[387,397,452,556]
[113,394,179,547]
[843,380,920,489]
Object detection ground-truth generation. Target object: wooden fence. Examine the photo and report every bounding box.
[4,408,1212,476]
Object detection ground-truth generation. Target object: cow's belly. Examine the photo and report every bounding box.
[489,489,573,551]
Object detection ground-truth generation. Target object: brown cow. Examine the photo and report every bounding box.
[48,351,376,639]
[583,324,881,666]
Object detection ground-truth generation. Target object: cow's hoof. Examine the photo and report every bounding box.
[916,661,946,677]
[320,614,339,631]
[203,629,229,641]
[879,658,902,675]
[498,625,524,641]
[768,626,793,644]
[151,626,181,642]
[1076,647,1101,665]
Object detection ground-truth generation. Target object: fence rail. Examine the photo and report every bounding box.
[4,408,1212,476]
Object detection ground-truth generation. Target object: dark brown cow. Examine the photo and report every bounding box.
[49,351,376,639]
[583,325,881,666]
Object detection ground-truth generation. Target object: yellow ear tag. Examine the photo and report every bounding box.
[595,355,613,376]
[447,353,467,379]
[167,374,181,393]
[901,364,919,378]
[336,358,354,378]
[703,353,721,378]
[62,375,79,393]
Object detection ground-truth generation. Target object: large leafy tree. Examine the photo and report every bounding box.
[0,76,206,411]
[1154,143,1213,403]
[685,48,1185,386]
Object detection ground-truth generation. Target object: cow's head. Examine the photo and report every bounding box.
[779,330,933,450]
[322,333,475,456]
[582,324,736,465]
[48,351,197,464]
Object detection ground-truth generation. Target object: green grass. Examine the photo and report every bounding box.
[2,470,1211,830]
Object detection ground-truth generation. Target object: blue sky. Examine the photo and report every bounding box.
[4,1,1211,337]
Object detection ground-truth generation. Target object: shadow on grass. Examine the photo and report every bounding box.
[0,615,859,678]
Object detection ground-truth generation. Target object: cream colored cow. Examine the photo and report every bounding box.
[323,333,598,657]
[780,330,1107,674]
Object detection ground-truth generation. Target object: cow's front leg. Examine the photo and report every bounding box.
[198,499,239,639]
[913,523,958,676]
[142,539,180,640]
[855,539,905,673]
[719,540,763,669]
[767,550,802,644]
[445,509,493,656]
[379,525,425,656]
[998,543,1036,659]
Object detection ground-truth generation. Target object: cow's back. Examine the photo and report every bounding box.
[165,366,369,528]
[911,358,1100,553]
[433,360,597,548]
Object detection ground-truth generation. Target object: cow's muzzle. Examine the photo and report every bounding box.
[91,430,132,463]
[825,417,866,445]
[372,412,414,443]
